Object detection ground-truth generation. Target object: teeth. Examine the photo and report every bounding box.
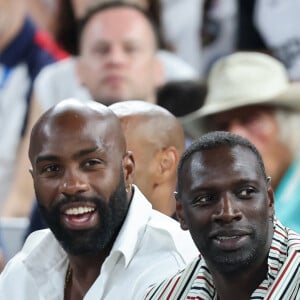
[65,207,95,216]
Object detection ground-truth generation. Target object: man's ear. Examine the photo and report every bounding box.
[29,168,33,178]
[123,151,135,185]
[176,198,189,231]
[156,146,178,183]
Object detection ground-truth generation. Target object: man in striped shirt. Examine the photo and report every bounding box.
[145,131,300,300]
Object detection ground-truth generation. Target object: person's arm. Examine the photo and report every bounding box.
[1,96,42,217]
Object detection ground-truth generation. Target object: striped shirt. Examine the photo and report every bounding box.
[144,219,300,300]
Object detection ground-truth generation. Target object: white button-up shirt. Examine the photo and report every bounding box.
[0,186,198,299]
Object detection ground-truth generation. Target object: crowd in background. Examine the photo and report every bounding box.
[1,0,300,274]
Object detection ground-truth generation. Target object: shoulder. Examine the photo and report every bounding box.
[144,257,201,300]
[35,57,76,85]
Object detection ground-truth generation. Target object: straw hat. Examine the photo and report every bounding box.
[180,52,300,139]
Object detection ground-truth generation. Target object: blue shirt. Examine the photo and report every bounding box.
[275,158,300,233]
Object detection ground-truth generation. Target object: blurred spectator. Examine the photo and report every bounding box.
[110,101,185,218]
[160,0,203,75]
[181,51,300,232]
[161,0,238,77]
[0,0,68,216]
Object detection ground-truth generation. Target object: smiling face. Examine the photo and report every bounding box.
[29,101,134,255]
[177,145,274,274]
[77,6,161,104]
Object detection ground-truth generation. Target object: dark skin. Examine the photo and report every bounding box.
[176,145,275,300]
[29,99,135,299]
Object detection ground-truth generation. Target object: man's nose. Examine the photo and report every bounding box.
[107,46,127,64]
[60,169,89,196]
[212,192,242,223]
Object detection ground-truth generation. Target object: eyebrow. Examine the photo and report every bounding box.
[35,146,102,164]
[72,146,100,160]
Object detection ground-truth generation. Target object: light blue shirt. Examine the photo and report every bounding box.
[275,158,300,233]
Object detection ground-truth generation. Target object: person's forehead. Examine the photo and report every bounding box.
[186,145,260,177]
[82,7,155,42]
[32,108,123,154]
[180,146,264,194]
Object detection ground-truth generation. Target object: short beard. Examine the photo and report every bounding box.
[37,175,129,256]
[202,232,264,275]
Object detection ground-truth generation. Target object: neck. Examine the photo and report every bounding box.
[0,2,26,51]
[209,258,268,300]
[65,242,113,299]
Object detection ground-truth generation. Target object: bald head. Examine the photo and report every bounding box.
[109,100,185,153]
[109,101,184,217]
[29,98,126,166]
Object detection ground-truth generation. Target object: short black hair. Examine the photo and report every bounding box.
[176,131,268,196]
[78,1,159,49]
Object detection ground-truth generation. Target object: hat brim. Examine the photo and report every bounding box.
[180,82,300,139]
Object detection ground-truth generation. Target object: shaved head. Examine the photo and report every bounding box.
[109,100,184,216]
[29,98,126,163]
[109,100,185,153]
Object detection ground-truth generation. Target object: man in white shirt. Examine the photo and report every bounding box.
[0,98,197,299]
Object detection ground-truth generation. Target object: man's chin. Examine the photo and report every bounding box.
[94,91,133,105]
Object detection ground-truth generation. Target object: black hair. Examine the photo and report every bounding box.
[176,131,268,196]
[77,1,160,50]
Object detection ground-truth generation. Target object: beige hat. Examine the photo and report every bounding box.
[180,51,300,139]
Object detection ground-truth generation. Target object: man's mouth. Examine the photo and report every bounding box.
[61,204,98,230]
[65,206,95,215]
[215,235,240,241]
[210,230,250,251]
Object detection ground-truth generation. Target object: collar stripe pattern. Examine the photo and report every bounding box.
[144,219,300,300]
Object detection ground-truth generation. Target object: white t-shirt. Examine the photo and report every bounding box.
[0,186,198,300]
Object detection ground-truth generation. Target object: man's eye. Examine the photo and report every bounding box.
[124,44,139,53]
[192,194,214,206]
[83,159,102,168]
[93,44,109,55]
[237,187,256,199]
[39,164,61,176]
[45,165,60,172]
